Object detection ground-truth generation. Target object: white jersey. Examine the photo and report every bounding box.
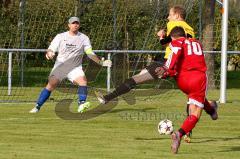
[48,31,92,66]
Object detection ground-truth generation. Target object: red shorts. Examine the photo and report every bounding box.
[176,71,207,108]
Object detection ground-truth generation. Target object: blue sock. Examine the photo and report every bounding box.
[36,88,51,109]
[78,86,88,104]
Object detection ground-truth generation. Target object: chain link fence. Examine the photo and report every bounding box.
[0,0,239,102]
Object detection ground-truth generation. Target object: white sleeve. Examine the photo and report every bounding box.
[48,34,61,53]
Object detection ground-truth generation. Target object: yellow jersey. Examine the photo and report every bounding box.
[164,21,195,59]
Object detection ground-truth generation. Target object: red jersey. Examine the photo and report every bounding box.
[164,37,207,76]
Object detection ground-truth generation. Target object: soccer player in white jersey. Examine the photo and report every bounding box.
[29,17,112,113]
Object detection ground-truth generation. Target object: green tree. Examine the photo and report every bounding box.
[202,0,216,89]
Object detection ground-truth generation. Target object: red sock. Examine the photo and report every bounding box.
[204,100,215,115]
[180,115,198,138]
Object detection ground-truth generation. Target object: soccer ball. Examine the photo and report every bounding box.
[158,119,174,135]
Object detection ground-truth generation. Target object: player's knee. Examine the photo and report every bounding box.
[188,104,202,119]
[46,84,57,91]
[47,77,60,90]
[73,76,87,85]
[139,69,148,75]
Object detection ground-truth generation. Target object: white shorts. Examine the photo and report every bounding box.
[67,66,85,83]
[49,62,85,83]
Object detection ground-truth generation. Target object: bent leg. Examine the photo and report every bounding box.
[103,62,164,102]
[171,104,202,154]
[179,104,202,137]
[203,99,218,120]
[104,78,137,102]
[36,77,59,109]
[73,76,88,104]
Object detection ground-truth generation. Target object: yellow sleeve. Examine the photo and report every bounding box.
[164,21,195,59]
[166,22,175,36]
[166,21,195,38]
[85,47,94,55]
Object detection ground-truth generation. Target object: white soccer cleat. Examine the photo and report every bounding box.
[94,91,107,104]
[29,107,40,113]
[78,102,91,113]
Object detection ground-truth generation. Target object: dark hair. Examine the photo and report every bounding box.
[169,26,186,38]
[172,6,186,19]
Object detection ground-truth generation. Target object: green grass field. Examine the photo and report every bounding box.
[0,89,240,159]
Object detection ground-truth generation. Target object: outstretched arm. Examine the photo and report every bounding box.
[157,29,172,45]
[83,37,112,67]
[85,48,112,67]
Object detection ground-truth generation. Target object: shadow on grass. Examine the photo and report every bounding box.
[190,136,240,143]
[218,146,240,152]
[134,137,169,141]
[55,98,118,120]
[109,107,156,113]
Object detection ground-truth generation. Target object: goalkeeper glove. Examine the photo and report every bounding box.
[99,58,112,67]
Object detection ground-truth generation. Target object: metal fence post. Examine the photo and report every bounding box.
[107,53,111,92]
[19,0,26,87]
[8,52,12,96]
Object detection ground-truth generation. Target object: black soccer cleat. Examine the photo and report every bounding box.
[210,101,218,120]
[95,90,108,104]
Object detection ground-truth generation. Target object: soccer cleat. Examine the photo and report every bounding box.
[94,91,107,104]
[78,101,91,113]
[210,101,218,120]
[183,132,191,143]
[171,131,181,154]
[29,107,40,113]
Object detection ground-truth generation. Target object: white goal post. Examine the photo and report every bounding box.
[220,0,229,104]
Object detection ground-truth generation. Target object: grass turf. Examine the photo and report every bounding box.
[0,89,240,159]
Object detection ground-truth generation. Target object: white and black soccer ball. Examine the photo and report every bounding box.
[158,119,174,135]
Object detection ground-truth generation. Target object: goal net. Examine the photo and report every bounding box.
[0,0,238,103]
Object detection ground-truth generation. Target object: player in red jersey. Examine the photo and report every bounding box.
[160,26,218,154]
[95,6,214,143]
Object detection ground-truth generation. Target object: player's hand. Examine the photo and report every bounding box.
[157,29,166,39]
[101,59,112,67]
[45,51,55,60]
[155,66,168,79]
[99,58,112,67]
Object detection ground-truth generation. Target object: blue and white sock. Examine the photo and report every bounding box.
[78,86,88,104]
[36,88,51,109]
